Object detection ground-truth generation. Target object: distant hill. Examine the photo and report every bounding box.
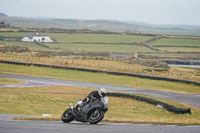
[0,15,200,36]
[0,12,8,17]
[125,21,200,30]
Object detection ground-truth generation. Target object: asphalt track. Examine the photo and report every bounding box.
[1,73,200,133]
[0,114,200,133]
[0,73,200,108]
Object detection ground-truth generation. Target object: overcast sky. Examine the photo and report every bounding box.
[0,0,200,25]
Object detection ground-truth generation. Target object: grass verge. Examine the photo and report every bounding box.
[0,77,24,85]
[1,86,200,125]
[0,63,200,94]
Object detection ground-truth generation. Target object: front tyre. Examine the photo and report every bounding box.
[61,108,75,123]
[88,109,104,124]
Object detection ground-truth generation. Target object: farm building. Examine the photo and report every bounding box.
[21,33,53,42]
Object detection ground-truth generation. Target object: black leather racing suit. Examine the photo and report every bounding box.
[83,91,105,103]
[75,91,105,108]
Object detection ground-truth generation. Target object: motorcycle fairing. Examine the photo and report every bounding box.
[75,100,103,122]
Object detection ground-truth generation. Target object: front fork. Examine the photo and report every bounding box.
[70,103,76,116]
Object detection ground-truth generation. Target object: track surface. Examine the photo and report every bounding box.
[0,73,200,107]
[0,115,200,133]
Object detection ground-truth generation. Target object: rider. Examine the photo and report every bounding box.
[75,88,107,108]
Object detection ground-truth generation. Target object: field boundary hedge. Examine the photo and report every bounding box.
[164,60,200,65]
[107,92,191,114]
[0,60,199,86]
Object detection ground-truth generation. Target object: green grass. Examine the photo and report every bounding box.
[44,33,153,43]
[0,32,30,37]
[0,86,90,115]
[150,38,200,47]
[0,41,153,53]
[0,78,23,85]
[46,43,153,53]
[0,63,199,94]
[1,86,200,125]
[0,32,153,43]
[157,47,200,52]
[0,31,155,53]
[166,35,200,40]
[1,31,200,53]
[0,41,50,51]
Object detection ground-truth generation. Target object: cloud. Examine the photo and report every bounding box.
[0,0,199,25]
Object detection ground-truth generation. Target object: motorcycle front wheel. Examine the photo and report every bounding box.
[88,109,104,124]
[61,108,75,123]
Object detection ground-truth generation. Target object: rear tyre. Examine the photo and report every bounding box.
[61,108,75,123]
[88,109,104,124]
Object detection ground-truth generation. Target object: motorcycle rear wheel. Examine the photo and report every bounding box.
[88,109,104,124]
[61,108,75,123]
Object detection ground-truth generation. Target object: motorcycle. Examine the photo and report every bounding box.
[61,97,108,124]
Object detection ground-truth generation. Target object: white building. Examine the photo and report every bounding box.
[21,33,53,43]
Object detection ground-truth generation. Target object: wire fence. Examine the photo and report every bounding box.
[0,58,199,86]
[0,54,198,83]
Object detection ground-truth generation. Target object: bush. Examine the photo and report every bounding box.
[0,46,29,53]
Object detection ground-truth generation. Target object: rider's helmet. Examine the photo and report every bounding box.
[98,88,107,97]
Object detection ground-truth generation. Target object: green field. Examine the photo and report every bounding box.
[0,41,153,53]
[0,63,199,94]
[48,33,153,43]
[157,47,200,52]
[0,32,153,43]
[150,38,200,47]
[0,32,155,53]
[166,35,200,40]
[0,41,51,51]
[46,43,153,53]
[0,32,29,37]
[1,31,200,53]
[1,86,200,125]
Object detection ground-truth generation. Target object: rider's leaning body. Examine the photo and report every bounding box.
[76,88,107,107]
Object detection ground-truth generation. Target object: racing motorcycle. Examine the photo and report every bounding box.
[61,97,108,124]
